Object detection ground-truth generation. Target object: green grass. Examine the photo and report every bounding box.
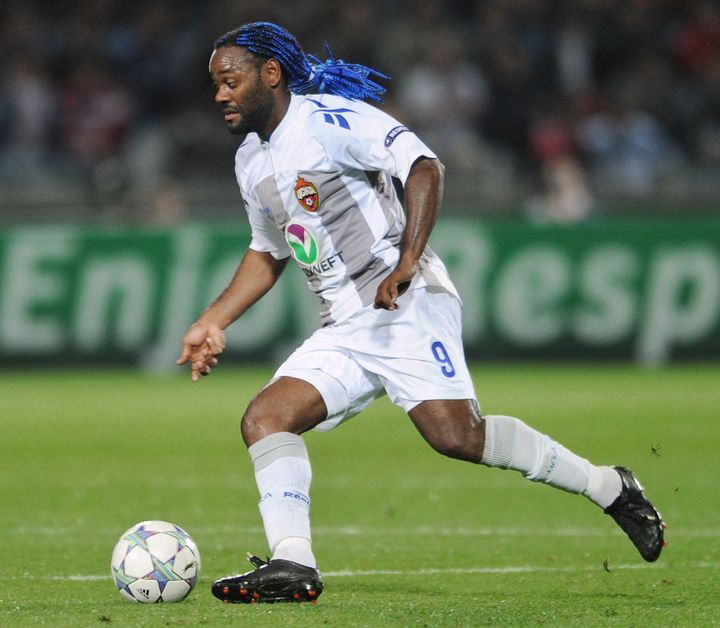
[1,364,719,626]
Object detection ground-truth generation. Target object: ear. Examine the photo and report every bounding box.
[262,58,284,89]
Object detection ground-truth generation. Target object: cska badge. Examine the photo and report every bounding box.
[294,176,319,212]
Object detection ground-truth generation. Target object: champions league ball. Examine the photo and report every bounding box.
[111,521,201,603]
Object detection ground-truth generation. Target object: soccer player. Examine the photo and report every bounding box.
[177,22,665,604]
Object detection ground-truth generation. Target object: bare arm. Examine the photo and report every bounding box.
[374,157,445,310]
[196,248,288,329]
[177,249,289,381]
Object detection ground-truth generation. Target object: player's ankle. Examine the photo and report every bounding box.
[272,537,317,569]
[584,465,622,509]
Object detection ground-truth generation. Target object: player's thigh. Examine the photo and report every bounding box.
[242,376,328,445]
[274,339,384,432]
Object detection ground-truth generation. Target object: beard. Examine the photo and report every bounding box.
[224,82,275,137]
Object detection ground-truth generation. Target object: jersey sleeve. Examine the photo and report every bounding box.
[308,97,437,185]
[242,193,291,260]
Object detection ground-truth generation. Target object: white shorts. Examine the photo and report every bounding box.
[274,287,478,431]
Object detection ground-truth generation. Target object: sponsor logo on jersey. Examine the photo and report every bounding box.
[285,222,319,265]
[300,250,345,277]
[384,125,409,147]
[294,176,319,212]
[307,98,357,129]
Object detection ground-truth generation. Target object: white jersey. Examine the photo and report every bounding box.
[234,93,459,325]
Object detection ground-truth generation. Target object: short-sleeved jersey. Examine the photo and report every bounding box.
[234,93,459,325]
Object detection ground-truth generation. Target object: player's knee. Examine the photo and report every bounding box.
[411,402,485,463]
[426,419,485,463]
[240,399,272,446]
[430,436,481,462]
[240,394,312,446]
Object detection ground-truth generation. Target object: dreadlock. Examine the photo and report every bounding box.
[214,22,388,102]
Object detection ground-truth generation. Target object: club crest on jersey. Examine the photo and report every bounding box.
[294,177,319,212]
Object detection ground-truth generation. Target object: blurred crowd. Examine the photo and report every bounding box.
[1,0,719,223]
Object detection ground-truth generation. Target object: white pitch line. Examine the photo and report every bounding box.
[3,561,716,583]
[315,525,720,539]
[324,562,720,577]
[10,524,720,539]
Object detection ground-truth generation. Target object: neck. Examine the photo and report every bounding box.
[260,90,291,141]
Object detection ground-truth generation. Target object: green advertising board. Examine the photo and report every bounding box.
[1,218,719,367]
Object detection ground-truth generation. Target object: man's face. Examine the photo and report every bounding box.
[209,46,274,136]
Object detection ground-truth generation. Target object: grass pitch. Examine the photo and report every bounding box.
[1,364,718,626]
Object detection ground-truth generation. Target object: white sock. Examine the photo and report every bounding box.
[585,465,623,509]
[249,432,317,568]
[273,537,316,567]
[481,415,621,506]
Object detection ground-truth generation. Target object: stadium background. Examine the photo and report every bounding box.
[1,0,719,367]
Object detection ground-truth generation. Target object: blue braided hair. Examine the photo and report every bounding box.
[214,22,388,102]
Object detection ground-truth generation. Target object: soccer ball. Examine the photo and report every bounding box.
[111,520,201,603]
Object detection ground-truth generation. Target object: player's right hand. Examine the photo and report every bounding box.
[177,322,226,382]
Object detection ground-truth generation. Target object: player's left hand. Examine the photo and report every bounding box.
[374,263,416,310]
